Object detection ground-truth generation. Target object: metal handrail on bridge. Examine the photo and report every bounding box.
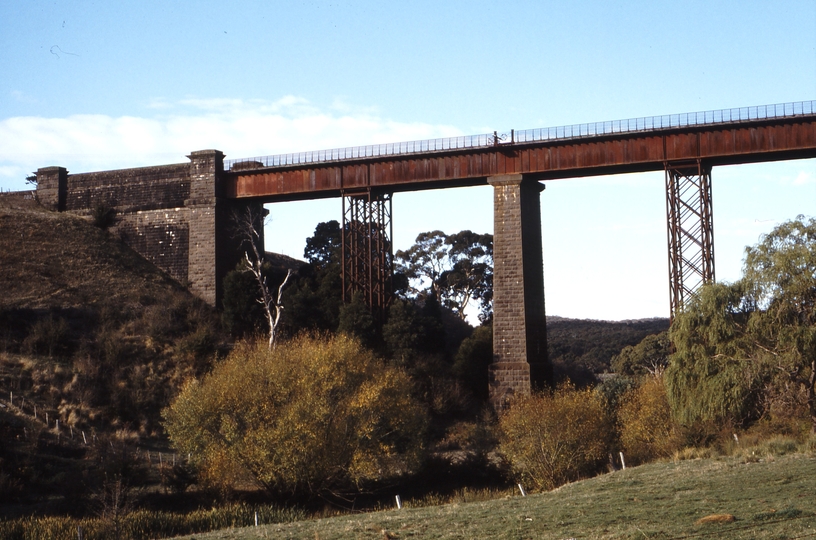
[224,100,816,172]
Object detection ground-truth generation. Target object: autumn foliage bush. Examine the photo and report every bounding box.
[162,334,428,497]
[498,384,612,491]
[617,377,681,465]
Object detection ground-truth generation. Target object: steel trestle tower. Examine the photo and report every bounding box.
[665,160,715,320]
[341,190,394,326]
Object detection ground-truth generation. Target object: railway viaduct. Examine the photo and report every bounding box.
[33,101,816,406]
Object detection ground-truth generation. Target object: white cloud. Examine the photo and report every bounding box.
[793,171,815,186]
[0,97,463,190]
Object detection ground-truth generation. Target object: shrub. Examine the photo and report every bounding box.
[23,314,70,357]
[617,377,681,465]
[163,334,428,496]
[498,384,613,491]
[595,375,635,412]
[92,201,117,229]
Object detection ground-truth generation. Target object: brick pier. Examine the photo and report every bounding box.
[488,174,551,408]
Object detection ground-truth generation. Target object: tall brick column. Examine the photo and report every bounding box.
[36,166,68,211]
[186,150,226,306]
[488,174,550,409]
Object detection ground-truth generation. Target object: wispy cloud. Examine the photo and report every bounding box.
[10,90,38,105]
[0,97,463,190]
[793,171,815,186]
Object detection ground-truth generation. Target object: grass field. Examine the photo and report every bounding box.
[172,451,816,540]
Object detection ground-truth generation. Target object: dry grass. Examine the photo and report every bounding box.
[0,203,183,312]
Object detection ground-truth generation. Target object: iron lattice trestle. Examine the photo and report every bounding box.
[665,160,715,321]
[341,190,394,325]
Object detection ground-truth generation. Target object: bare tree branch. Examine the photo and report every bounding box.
[233,206,291,349]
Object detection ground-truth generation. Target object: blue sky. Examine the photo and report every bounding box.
[1,0,814,320]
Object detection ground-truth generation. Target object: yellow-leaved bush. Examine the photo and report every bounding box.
[498,384,612,491]
[162,334,428,496]
[617,377,681,465]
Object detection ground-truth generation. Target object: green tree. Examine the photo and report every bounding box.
[395,231,449,298]
[742,216,816,431]
[337,292,377,348]
[666,216,816,432]
[282,221,343,333]
[665,281,762,426]
[452,323,493,403]
[396,230,493,321]
[440,230,493,322]
[303,220,341,270]
[162,335,428,496]
[612,332,671,377]
[382,299,425,365]
[221,265,265,337]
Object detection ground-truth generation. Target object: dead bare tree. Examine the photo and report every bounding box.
[232,206,291,349]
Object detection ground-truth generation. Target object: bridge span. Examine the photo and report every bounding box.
[223,101,816,406]
[224,101,816,200]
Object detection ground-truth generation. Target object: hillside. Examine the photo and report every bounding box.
[0,199,224,514]
[547,316,669,378]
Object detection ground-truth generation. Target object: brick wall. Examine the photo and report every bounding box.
[116,208,190,283]
[0,189,38,209]
[186,150,224,306]
[33,151,245,307]
[36,167,68,211]
[66,164,191,213]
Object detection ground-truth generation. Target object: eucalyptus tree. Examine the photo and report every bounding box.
[396,230,493,321]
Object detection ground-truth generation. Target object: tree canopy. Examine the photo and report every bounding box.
[666,216,816,432]
[395,230,493,321]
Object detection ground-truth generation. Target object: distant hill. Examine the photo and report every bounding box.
[546,316,669,381]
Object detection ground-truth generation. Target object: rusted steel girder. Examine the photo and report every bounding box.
[341,190,394,325]
[224,115,816,201]
[665,161,715,320]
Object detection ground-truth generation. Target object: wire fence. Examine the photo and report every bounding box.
[224,100,816,171]
[0,390,187,473]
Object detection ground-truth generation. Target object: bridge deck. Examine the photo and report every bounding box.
[224,101,816,201]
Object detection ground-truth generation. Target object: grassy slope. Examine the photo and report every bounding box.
[0,201,217,423]
[176,453,816,540]
[0,201,184,312]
